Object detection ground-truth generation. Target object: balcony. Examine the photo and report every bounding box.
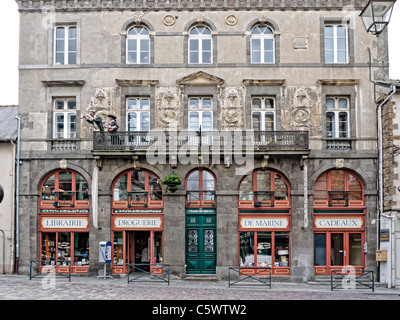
[92,130,309,157]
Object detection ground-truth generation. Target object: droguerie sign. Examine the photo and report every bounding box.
[314,217,363,229]
[114,217,162,229]
[240,218,288,229]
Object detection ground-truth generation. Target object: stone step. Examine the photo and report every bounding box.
[183,274,218,282]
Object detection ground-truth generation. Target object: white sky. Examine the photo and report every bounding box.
[0,1,399,106]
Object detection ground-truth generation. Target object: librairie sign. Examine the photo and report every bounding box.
[240,217,289,229]
[114,217,162,229]
[41,217,89,229]
[314,217,363,229]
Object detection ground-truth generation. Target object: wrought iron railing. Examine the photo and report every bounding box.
[330,269,374,292]
[29,260,71,282]
[93,130,309,151]
[127,263,170,285]
[228,267,272,288]
[328,191,349,207]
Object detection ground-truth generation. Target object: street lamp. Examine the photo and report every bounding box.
[360,0,397,35]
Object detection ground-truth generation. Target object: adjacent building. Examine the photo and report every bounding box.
[0,105,18,274]
[15,0,388,282]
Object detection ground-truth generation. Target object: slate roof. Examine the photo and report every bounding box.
[0,106,18,141]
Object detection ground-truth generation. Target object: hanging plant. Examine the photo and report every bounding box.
[160,171,182,193]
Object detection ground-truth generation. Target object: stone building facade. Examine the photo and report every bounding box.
[15,0,387,282]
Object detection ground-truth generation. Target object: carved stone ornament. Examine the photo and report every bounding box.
[290,88,313,132]
[163,15,176,26]
[156,87,182,130]
[225,14,238,26]
[219,87,245,130]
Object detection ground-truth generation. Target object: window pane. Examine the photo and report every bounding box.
[140,99,150,109]
[189,98,199,109]
[190,51,199,64]
[314,172,327,200]
[68,52,76,64]
[55,100,64,110]
[325,51,334,63]
[325,26,334,37]
[348,174,362,201]
[55,113,64,139]
[74,233,89,266]
[274,174,288,200]
[338,98,348,108]
[202,52,212,64]
[326,98,335,109]
[331,170,345,191]
[314,234,326,266]
[202,112,212,130]
[337,26,347,38]
[153,232,163,264]
[326,112,335,137]
[275,232,289,266]
[75,174,89,201]
[140,112,150,131]
[114,174,127,201]
[113,231,123,266]
[349,233,362,266]
[42,174,56,200]
[337,51,347,63]
[338,112,348,137]
[240,232,254,266]
[202,39,211,51]
[131,171,145,192]
[127,39,137,51]
[128,112,137,131]
[264,113,274,131]
[202,98,212,109]
[189,112,199,131]
[56,52,64,64]
[128,99,138,110]
[252,112,261,131]
[331,233,344,266]
[252,98,261,109]
[68,39,77,52]
[264,51,274,63]
[56,27,65,39]
[239,175,253,201]
[256,171,271,191]
[67,100,76,109]
[41,233,56,262]
[56,39,65,52]
[265,98,274,109]
[57,233,71,265]
[68,114,76,139]
[257,232,272,267]
[127,52,137,64]
[264,39,273,51]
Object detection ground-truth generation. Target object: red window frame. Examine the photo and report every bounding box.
[238,169,291,208]
[112,169,163,209]
[185,169,216,208]
[313,169,364,208]
[40,170,90,209]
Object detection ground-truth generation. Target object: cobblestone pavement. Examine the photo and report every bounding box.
[0,274,399,301]
[0,275,398,318]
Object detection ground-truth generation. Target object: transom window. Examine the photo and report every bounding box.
[41,170,89,205]
[324,24,348,64]
[113,170,162,207]
[188,97,213,131]
[251,97,275,131]
[126,26,150,64]
[239,170,289,207]
[314,169,363,207]
[127,98,150,132]
[54,26,77,65]
[326,97,350,138]
[251,25,275,64]
[186,170,216,206]
[53,98,77,139]
[188,26,213,64]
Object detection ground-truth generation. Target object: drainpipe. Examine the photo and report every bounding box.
[377,85,396,287]
[15,116,20,273]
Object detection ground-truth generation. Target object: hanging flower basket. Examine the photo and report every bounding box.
[160,172,182,193]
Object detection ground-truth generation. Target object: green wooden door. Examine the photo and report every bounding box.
[185,210,216,274]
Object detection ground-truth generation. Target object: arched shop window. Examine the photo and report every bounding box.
[239,169,290,207]
[313,169,365,275]
[186,169,216,207]
[41,170,89,207]
[313,169,363,207]
[238,169,291,274]
[112,170,163,207]
[39,170,90,273]
[111,169,164,275]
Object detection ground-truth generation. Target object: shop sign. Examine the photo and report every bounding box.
[314,217,363,229]
[186,209,216,214]
[114,217,162,229]
[41,217,89,229]
[240,218,288,229]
